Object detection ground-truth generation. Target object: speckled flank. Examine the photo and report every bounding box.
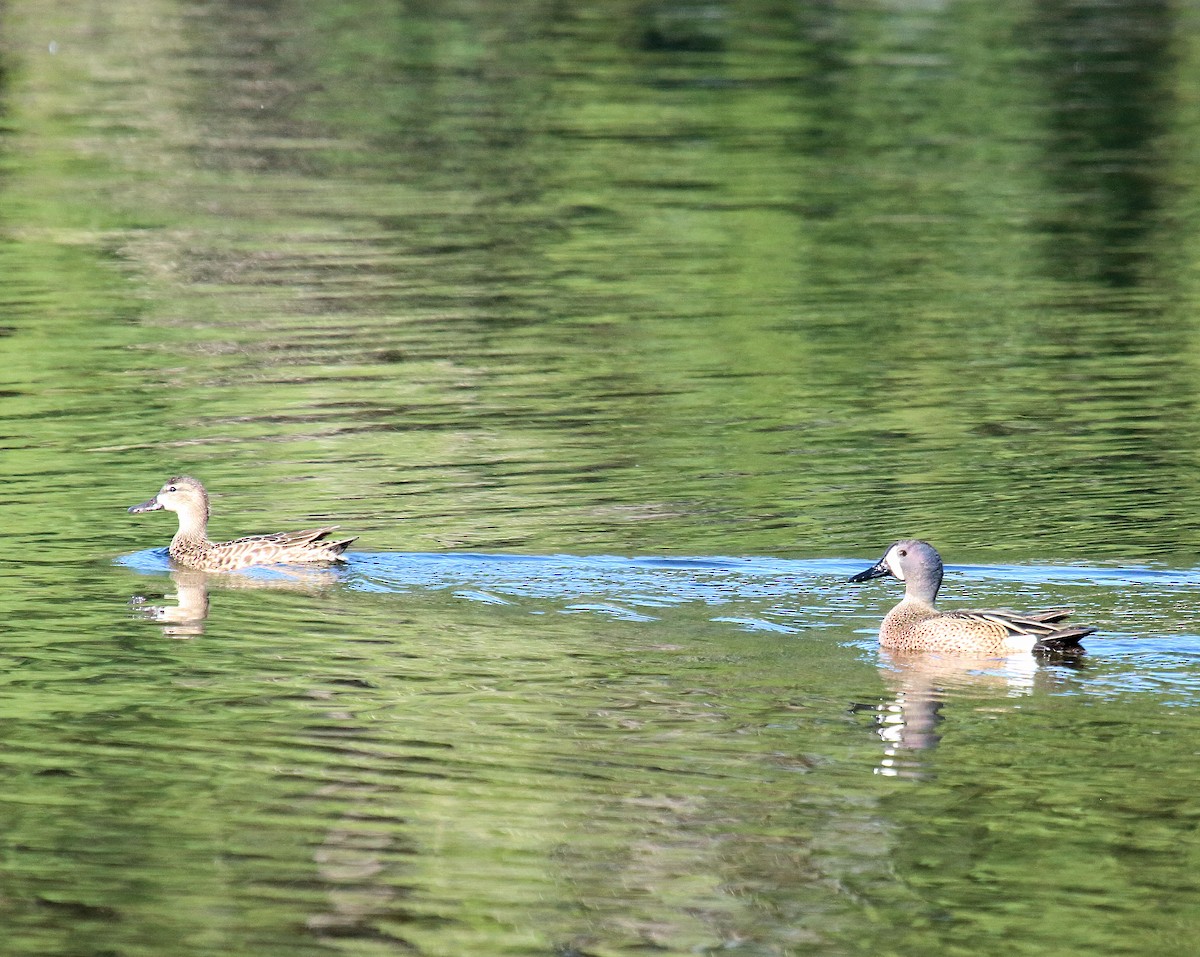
[168,526,355,572]
[129,476,356,572]
[851,539,1094,655]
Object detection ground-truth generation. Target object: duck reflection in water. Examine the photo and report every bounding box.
[130,565,345,638]
[855,651,1085,779]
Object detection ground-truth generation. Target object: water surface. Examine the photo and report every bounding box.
[3,1,1200,955]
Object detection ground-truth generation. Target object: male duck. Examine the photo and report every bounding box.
[849,539,1093,655]
[129,476,356,572]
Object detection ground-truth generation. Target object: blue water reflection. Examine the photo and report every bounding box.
[119,548,1200,659]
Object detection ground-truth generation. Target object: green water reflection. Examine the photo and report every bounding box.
[6,0,1200,561]
[2,0,1200,954]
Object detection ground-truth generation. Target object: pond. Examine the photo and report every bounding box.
[2,1,1200,955]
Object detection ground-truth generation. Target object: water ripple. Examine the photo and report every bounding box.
[117,548,1200,657]
[117,548,1200,605]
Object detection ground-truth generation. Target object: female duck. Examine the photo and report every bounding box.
[849,539,1093,655]
[129,476,356,572]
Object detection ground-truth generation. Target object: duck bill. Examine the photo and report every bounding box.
[848,558,890,583]
[128,496,163,514]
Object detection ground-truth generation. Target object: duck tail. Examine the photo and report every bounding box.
[1032,626,1094,655]
[327,537,357,557]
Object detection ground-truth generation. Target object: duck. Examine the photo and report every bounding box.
[849,539,1093,655]
[129,476,356,572]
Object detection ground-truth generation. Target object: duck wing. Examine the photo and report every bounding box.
[215,526,357,566]
[228,527,355,549]
[941,607,1094,653]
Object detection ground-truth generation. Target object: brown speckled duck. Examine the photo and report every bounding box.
[849,539,1094,655]
[129,476,356,572]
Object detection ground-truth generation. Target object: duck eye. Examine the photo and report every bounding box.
[166,486,177,493]
[897,549,907,557]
